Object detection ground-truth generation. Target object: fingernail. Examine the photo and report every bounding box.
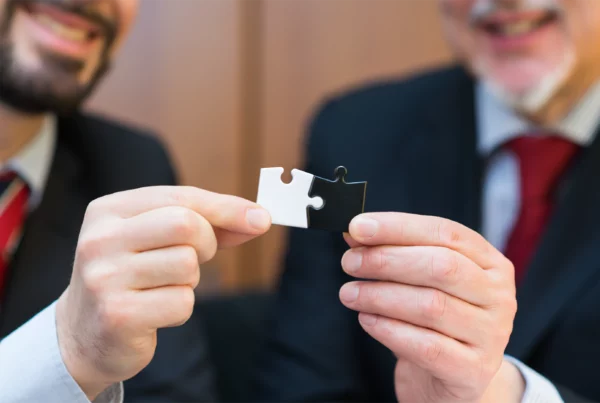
[359,313,378,326]
[246,208,270,230]
[352,217,379,238]
[340,284,359,303]
[342,250,363,273]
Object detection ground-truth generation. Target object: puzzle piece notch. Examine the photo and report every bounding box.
[333,166,349,184]
[256,167,324,229]
[308,166,367,232]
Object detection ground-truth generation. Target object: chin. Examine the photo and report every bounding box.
[475,52,576,114]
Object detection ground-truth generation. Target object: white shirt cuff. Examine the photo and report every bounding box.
[0,301,123,403]
[505,355,563,403]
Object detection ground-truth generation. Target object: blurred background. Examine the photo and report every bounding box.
[86,0,454,294]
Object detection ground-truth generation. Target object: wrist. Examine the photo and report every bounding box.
[481,360,526,403]
[56,291,112,401]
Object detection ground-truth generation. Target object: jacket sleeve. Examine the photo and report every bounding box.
[556,386,597,403]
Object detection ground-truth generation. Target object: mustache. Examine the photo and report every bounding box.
[9,0,118,43]
[470,0,562,23]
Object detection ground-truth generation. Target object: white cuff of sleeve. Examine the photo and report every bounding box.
[505,355,563,403]
[0,301,123,403]
[95,382,124,403]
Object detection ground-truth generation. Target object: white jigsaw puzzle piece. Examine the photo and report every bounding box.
[256,167,324,229]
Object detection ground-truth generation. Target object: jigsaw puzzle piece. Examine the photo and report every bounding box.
[308,166,367,232]
[256,167,324,229]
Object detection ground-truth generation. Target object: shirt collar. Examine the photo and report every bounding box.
[476,80,600,155]
[5,115,57,209]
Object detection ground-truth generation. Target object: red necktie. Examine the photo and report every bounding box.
[503,136,580,285]
[0,171,30,299]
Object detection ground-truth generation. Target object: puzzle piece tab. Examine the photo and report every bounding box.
[256,167,324,229]
[256,166,367,232]
[308,166,367,232]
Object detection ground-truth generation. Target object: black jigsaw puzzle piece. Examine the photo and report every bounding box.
[307,166,367,232]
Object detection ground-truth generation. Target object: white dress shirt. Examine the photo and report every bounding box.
[478,79,600,403]
[0,115,123,403]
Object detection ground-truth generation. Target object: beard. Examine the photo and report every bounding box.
[0,0,117,115]
[469,0,574,115]
[475,49,576,115]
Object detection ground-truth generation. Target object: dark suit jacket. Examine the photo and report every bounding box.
[0,113,216,402]
[254,66,600,402]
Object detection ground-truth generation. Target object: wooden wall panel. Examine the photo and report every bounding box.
[257,0,454,288]
[86,0,244,292]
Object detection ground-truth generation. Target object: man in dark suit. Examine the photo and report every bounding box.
[0,0,273,402]
[255,0,600,402]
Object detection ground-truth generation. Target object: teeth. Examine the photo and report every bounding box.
[35,14,89,42]
[499,20,538,36]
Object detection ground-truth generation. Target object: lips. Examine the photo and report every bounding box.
[470,8,561,54]
[20,2,103,44]
[477,10,558,38]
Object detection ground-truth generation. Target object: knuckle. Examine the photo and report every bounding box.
[85,197,109,219]
[77,224,120,262]
[419,337,443,367]
[165,187,190,207]
[419,289,447,323]
[176,288,196,324]
[199,232,218,263]
[364,247,386,272]
[505,293,518,315]
[179,247,200,284]
[81,263,117,295]
[97,294,129,330]
[434,218,462,246]
[360,284,384,310]
[430,250,460,286]
[503,258,516,279]
[77,236,102,262]
[496,323,514,346]
[487,302,515,346]
[493,287,518,314]
[169,207,199,239]
[487,269,505,289]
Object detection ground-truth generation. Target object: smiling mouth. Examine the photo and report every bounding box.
[476,10,559,38]
[19,2,103,44]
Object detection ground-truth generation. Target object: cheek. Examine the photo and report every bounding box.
[570,0,600,61]
[439,0,477,58]
[0,0,9,27]
[438,0,474,23]
[110,0,138,53]
[118,0,138,36]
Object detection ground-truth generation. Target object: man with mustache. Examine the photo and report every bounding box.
[255,0,600,402]
[0,0,270,402]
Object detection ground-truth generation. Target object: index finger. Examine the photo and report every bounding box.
[348,212,507,270]
[93,186,271,235]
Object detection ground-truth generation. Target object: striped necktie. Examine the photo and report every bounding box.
[0,171,30,299]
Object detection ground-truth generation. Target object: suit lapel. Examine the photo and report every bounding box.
[424,68,482,231]
[506,128,600,359]
[0,121,87,338]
